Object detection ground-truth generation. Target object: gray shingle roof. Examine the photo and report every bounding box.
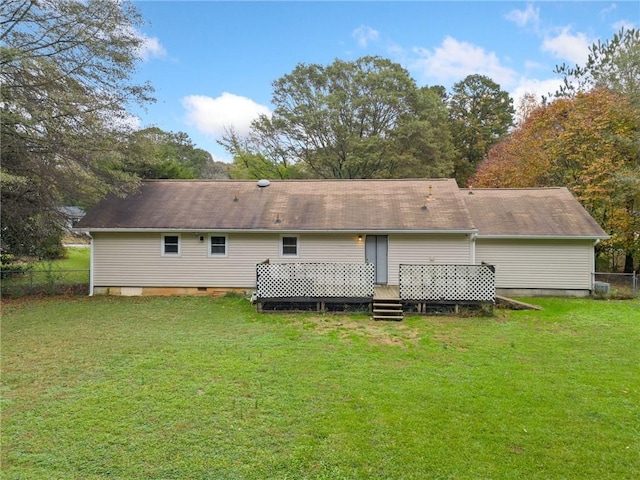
[77,179,608,238]
[77,179,475,232]
[461,187,608,238]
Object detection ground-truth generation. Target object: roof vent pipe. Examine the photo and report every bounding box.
[257,179,270,187]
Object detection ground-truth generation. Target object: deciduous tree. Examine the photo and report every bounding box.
[1,0,154,258]
[220,56,455,179]
[553,27,640,272]
[118,127,218,179]
[472,89,640,272]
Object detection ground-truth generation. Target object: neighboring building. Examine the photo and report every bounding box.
[76,179,608,297]
[58,206,86,230]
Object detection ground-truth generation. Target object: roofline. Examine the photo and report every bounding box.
[85,228,478,235]
[460,187,567,191]
[476,234,610,240]
[140,178,457,182]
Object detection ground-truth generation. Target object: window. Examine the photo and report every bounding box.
[162,234,180,256]
[281,235,298,257]
[209,235,227,256]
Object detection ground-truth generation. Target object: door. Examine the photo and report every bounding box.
[365,235,388,284]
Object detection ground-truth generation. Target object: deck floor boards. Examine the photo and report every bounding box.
[374,285,400,301]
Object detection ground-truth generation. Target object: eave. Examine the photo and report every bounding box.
[475,234,610,240]
[85,227,478,235]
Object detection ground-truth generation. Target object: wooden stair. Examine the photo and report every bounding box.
[372,299,404,321]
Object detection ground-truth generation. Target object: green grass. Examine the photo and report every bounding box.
[31,246,91,271]
[1,247,90,297]
[2,296,639,479]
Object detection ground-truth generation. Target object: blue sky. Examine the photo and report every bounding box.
[130,1,639,162]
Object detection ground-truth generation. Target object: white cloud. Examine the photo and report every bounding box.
[138,35,167,61]
[542,27,593,65]
[352,25,379,48]
[600,3,617,17]
[182,92,271,139]
[505,3,540,28]
[612,20,636,32]
[410,36,518,88]
[511,77,563,106]
[524,59,545,71]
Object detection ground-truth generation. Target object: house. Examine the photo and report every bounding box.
[76,179,608,298]
[57,206,86,230]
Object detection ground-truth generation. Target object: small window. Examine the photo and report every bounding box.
[209,235,227,256]
[281,236,298,257]
[162,234,180,256]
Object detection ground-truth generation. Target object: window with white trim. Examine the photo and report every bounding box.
[162,234,180,256]
[281,235,298,257]
[209,235,227,256]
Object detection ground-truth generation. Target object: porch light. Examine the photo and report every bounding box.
[358,235,363,243]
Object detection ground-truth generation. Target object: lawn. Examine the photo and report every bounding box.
[1,247,90,297]
[1,296,639,479]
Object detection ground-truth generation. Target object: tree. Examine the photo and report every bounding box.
[554,28,640,107]
[117,127,218,179]
[472,89,640,272]
[1,0,154,258]
[386,86,456,178]
[514,92,541,128]
[218,126,303,180]
[447,74,515,186]
[554,27,640,272]
[220,56,455,179]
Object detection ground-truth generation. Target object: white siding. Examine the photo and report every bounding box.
[388,234,472,285]
[475,239,594,290]
[92,232,473,288]
[92,232,365,288]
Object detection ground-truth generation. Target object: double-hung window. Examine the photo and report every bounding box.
[209,235,227,256]
[281,235,298,257]
[162,234,180,256]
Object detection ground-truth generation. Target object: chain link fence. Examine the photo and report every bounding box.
[2,268,637,300]
[593,272,638,299]
[1,269,90,298]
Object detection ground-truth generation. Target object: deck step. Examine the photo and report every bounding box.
[372,298,404,321]
[373,315,404,321]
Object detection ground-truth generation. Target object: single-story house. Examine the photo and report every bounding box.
[57,206,86,230]
[76,179,608,297]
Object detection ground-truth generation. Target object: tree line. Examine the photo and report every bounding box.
[220,59,513,187]
[1,1,638,271]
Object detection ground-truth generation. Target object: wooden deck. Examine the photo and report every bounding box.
[374,285,400,301]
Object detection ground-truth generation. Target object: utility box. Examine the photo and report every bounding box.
[593,281,610,295]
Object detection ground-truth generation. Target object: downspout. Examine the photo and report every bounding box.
[88,233,94,296]
[470,232,477,264]
[591,238,601,290]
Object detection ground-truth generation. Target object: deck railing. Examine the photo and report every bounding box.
[399,264,495,302]
[256,262,375,299]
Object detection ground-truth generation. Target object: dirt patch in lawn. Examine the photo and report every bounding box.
[300,316,421,348]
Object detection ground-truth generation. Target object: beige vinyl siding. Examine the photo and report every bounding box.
[92,232,365,288]
[387,234,472,285]
[475,239,594,290]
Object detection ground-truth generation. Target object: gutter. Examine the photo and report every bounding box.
[85,228,480,235]
[475,234,610,240]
